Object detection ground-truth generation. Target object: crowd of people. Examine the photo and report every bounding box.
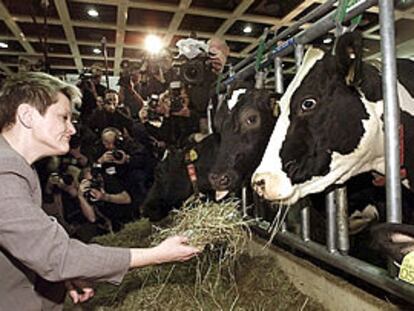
[0,37,229,310]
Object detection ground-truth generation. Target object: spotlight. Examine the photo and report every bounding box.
[87,8,99,17]
[145,34,163,54]
[93,48,101,54]
[243,25,252,34]
[0,42,8,49]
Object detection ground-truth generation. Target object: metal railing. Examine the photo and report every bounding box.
[233,0,414,304]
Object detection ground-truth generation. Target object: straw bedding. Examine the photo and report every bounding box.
[64,197,325,310]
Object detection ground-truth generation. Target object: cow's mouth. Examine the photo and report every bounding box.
[215,190,230,201]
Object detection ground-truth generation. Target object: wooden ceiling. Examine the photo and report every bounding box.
[0,0,414,78]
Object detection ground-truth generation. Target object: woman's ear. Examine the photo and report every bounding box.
[16,104,35,129]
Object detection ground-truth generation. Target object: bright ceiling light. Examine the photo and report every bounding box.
[0,42,8,49]
[87,8,99,17]
[243,25,253,34]
[93,48,101,54]
[145,34,163,54]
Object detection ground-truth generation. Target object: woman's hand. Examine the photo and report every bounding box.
[65,280,95,304]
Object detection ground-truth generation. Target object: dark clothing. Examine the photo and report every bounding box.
[0,135,130,311]
[87,109,134,137]
[79,82,106,123]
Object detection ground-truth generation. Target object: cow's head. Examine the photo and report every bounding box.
[252,32,385,204]
[209,88,276,197]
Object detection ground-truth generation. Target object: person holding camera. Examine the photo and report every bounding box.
[118,61,145,120]
[0,72,200,310]
[88,89,134,138]
[77,63,107,123]
[95,127,156,213]
[77,162,133,233]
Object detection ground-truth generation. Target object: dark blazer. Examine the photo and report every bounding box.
[0,135,130,311]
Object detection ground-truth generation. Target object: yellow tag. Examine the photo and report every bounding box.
[186,149,198,163]
[398,251,414,285]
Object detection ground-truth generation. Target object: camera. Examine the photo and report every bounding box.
[118,59,142,88]
[84,163,104,203]
[111,135,125,161]
[79,68,94,81]
[146,94,163,122]
[169,81,183,113]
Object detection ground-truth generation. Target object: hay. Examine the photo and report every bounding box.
[64,197,326,311]
[152,196,253,258]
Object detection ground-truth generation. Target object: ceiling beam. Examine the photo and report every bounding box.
[214,0,254,37]
[240,0,318,55]
[54,0,83,71]
[0,61,12,74]
[0,0,35,53]
[164,0,192,47]
[113,0,128,76]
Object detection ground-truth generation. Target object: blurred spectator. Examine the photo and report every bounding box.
[77,63,107,123]
[118,61,144,120]
[87,89,134,137]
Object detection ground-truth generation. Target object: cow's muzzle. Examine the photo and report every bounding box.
[251,172,295,203]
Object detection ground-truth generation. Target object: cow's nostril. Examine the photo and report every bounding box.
[219,174,231,187]
[253,178,265,187]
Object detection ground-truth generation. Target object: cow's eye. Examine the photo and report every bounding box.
[246,115,258,125]
[301,98,317,111]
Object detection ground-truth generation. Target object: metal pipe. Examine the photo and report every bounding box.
[294,43,304,69]
[274,57,284,94]
[241,186,248,218]
[379,0,402,223]
[273,230,414,303]
[230,0,337,75]
[326,191,337,253]
[300,206,310,242]
[336,187,350,254]
[223,0,379,86]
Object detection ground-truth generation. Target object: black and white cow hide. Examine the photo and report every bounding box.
[252,31,414,205]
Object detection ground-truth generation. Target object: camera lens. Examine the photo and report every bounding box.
[112,149,123,161]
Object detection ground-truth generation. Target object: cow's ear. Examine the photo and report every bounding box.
[213,95,230,133]
[334,31,363,86]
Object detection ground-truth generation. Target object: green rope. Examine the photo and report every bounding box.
[336,0,363,28]
[255,35,266,72]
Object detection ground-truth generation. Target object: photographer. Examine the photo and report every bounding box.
[77,163,133,233]
[95,127,156,211]
[88,89,134,138]
[157,37,229,145]
[77,63,107,123]
[138,56,169,100]
[118,60,145,120]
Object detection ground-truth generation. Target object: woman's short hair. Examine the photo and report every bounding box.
[0,71,81,131]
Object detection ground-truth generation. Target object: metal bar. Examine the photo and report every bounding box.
[336,187,350,254]
[379,0,402,224]
[223,0,379,87]
[274,57,284,94]
[241,186,248,218]
[300,205,310,242]
[326,191,337,253]
[230,0,337,75]
[294,43,304,69]
[273,230,414,303]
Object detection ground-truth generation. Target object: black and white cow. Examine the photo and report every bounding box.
[252,31,414,205]
[209,88,277,197]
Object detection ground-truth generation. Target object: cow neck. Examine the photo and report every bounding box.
[184,148,200,195]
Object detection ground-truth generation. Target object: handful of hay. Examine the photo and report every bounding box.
[152,196,253,258]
